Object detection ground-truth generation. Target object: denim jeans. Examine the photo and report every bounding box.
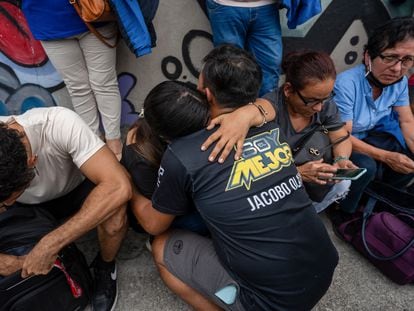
[338,152,414,213]
[313,180,351,213]
[339,130,414,213]
[338,153,376,213]
[206,0,282,96]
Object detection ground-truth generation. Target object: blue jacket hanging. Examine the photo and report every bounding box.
[281,0,322,29]
[109,0,152,57]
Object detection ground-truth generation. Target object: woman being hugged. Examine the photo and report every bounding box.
[122,81,211,235]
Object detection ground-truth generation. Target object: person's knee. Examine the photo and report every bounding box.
[152,232,171,266]
[99,205,128,237]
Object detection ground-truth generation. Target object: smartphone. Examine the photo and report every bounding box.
[331,168,367,180]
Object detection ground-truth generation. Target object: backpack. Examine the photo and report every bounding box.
[0,207,93,311]
[336,181,414,284]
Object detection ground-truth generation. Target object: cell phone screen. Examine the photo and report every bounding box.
[332,168,367,180]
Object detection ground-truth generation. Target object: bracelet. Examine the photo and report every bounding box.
[333,156,349,164]
[249,102,268,127]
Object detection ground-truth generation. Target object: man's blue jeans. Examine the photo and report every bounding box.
[206,0,282,96]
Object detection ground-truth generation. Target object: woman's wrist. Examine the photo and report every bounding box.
[249,102,268,127]
[333,155,349,164]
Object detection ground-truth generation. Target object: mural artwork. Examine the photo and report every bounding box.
[0,0,63,115]
[0,0,413,123]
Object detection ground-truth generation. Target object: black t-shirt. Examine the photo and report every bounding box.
[264,89,343,149]
[121,144,158,199]
[152,121,338,310]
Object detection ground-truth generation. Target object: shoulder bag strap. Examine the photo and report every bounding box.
[318,130,350,154]
[292,123,350,157]
[69,0,119,48]
[361,196,414,261]
[291,124,321,156]
[366,181,414,215]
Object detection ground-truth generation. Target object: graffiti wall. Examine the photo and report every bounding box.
[0,0,413,126]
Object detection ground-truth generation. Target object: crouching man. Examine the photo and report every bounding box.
[0,107,132,311]
[133,45,339,310]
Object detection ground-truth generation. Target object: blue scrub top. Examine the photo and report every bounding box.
[334,64,409,140]
[22,0,88,40]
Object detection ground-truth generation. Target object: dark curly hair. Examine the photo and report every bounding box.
[365,17,414,59]
[0,123,34,202]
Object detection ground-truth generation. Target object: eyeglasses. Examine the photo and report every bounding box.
[378,54,414,68]
[296,90,335,107]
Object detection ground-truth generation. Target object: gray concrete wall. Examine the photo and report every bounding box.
[0,0,413,125]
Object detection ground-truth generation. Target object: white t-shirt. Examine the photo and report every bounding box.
[213,0,276,7]
[0,107,105,204]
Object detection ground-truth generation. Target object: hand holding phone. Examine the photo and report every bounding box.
[331,168,367,180]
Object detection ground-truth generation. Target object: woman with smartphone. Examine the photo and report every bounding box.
[263,51,364,213]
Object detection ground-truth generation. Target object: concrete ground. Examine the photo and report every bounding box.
[77,214,414,311]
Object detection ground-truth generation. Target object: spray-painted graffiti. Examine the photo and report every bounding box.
[0,62,56,115]
[160,29,213,86]
[118,72,139,126]
[0,0,139,128]
[135,0,412,110]
[0,0,413,116]
[0,0,64,116]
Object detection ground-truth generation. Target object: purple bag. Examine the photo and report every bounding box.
[338,196,414,285]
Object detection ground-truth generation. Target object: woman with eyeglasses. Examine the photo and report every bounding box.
[263,51,356,213]
[332,17,414,218]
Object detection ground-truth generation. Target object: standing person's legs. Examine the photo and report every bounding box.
[206,0,248,49]
[79,23,122,157]
[247,4,282,95]
[41,39,101,136]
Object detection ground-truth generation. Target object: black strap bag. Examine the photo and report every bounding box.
[0,207,93,311]
[292,123,350,202]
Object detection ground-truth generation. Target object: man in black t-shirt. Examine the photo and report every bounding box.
[134,45,338,310]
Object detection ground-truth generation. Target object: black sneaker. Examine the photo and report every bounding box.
[91,254,118,311]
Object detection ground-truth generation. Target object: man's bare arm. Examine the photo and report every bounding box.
[130,186,175,236]
[395,105,414,154]
[21,146,132,277]
[0,253,25,276]
[344,120,414,173]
